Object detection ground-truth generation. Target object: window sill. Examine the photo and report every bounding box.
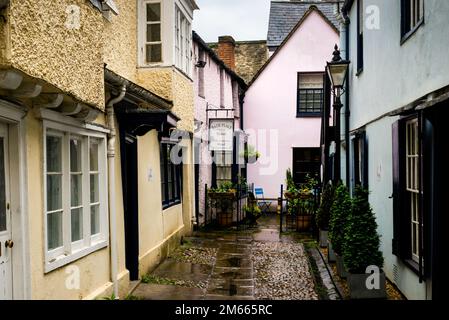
[402,258,425,278]
[45,240,108,274]
[296,112,322,118]
[163,200,182,211]
[401,19,425,45]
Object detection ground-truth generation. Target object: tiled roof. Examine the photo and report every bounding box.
[267,1,342,48]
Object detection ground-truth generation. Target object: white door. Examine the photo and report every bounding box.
[0,123,12,300]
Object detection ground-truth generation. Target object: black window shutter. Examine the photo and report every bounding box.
[392,120,405,257]
[357,0,364,72]
[361,131,369,189]
[352,135,360,191]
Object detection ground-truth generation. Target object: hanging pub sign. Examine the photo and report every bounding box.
[209,119,234,151]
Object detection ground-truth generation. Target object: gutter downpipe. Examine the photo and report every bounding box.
[342,8,351,188]
[106,84,127,299]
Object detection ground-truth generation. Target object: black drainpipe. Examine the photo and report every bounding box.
[344,11,351,188]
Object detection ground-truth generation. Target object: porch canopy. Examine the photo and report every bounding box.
[105,67,179,136]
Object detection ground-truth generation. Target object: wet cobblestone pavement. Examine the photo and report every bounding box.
[132,214,323,300]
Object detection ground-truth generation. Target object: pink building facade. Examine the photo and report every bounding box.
[192,32,247,226]
[244,7,339,199]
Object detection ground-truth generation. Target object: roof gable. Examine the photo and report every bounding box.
[249,5,339,88]
[267,1,342,48]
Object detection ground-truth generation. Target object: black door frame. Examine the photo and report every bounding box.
[422,103,449,300]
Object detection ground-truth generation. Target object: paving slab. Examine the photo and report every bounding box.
[215,256,253,269]
[133,283,204,300]
[253,228,280,242]
[152,260,212,282]
[207,285,254,297]
[211,267,254,280]
[204,294,255,300]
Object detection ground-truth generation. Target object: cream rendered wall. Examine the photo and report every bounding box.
[24,111,114,300]
[103,0,138,83]
[1,0,105,110]
[137,130,187,276]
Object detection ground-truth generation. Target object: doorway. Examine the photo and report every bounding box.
[292,148,321,186]
[120,132,139,281]
[422,103,449,300]
[0,123,12,300]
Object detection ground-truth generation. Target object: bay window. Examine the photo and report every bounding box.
[175,4,192,75]
[45,123,107,272]
[145,1,162,63]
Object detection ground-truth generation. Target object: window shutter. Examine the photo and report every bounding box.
[361,131,369,189]
[392,120,405,256]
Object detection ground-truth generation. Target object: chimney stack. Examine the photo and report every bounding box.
[218,36,236,70]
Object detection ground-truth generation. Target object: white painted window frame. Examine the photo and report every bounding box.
[138,0,164,66]
[174,2,192,76]
[43,119,108,273]
[405,118,421,264]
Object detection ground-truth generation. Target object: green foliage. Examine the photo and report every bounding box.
[102,293,116,300]
[240,144,261,160]
[210,181,235,193]
[141,274,178,286]
[285,171,317,215]
[342,187,384,274]
[243,204,262,217]
[329,183,351,255]
[237,175,247,191]
[316,182,335,231]
[286,169,296,192]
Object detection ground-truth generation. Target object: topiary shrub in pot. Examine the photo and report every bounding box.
[316,182,335,248]
[329,183,351,277]
[343,186,386,299]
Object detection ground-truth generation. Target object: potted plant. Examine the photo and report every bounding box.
[343,187,386,299]
[208,181,237,227]
[243,204,262,225]
[241,145,261,164]
[329,183,351,277]
[316,182,335,248]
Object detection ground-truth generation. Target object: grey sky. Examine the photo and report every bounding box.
[192,0,272,43]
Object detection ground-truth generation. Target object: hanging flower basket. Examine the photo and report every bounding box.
[284,191,298,200]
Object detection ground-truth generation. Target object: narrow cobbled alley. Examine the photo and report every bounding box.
[131,215,332,300]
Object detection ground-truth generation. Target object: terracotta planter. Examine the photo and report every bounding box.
[217,211,233,227]
[296,214,312,232]
[347,271,386,299]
